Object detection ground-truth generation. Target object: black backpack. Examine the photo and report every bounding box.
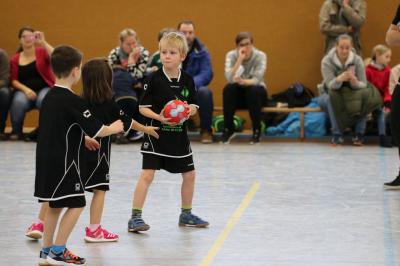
[272,82,315,108]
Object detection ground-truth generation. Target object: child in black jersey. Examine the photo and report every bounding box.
[81,58,158,242]
[34,45,124,266]
[384,5,400,189]
[128,32,209,232]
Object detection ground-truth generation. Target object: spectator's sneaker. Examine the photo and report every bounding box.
[128,217,150,232]
[352,133,364,146]
[331,134,344,146]
[179,212,209,228]
[250,129,261,144]
[201,130,213,144]
[9,133,22,141]
[84,226,119,243]
[380,135,392,148]
[46,248,86,266]
[220,130,235,144]
[25,222,44,240]
[129,131,144,141]
[38,250,49,265]
[384,175,400,190]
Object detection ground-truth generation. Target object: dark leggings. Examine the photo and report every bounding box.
[223,83,267,132]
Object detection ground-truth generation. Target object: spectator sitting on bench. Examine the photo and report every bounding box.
[9,27,55,140]
[317,34,367,146]
[221,32,267,144]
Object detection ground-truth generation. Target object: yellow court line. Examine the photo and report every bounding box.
[199,181,261,266]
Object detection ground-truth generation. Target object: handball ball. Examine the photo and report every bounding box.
[162,100,190,124]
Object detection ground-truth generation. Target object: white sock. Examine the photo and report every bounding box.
[88,224,100,232]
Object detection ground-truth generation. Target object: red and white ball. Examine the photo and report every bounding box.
[162,99,190,124]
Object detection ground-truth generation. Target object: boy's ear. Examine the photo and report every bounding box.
[181,53,187,62]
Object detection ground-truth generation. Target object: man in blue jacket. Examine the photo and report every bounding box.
[178,20,214,143]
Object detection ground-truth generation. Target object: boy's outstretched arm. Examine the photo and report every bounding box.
[96,120,124,137]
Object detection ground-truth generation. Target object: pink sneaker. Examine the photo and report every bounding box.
[25,222,44,240]
[84,226,119,243]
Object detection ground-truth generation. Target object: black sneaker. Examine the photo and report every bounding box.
[384,175,400,190]
[220,129,235,144]
[331,134,344,146]
[46,248,86,265]
[250,129,261,144]
[380,135,392,148]
[352,133,364,146]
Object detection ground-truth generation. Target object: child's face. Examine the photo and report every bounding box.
[160,45,185,70]
[376,50,392,66]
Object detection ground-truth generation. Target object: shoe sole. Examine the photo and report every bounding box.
[201,139,212,144]
[128,225,150,232]
[84,236,119,243]
[178,222,209,228]
[46,257,87,266]
[38,258,50,265]
[383,185,400,190]
[26,231,43,240]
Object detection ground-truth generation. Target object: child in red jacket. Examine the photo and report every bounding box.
[365,44,392,147]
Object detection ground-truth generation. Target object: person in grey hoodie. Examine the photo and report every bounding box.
[317,34,367,145]
[221,32,267,144]
[0,49,11,140]
[319,0,366,54]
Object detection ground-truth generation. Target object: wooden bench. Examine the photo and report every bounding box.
[213,106,323,140]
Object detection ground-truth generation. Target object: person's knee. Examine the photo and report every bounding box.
[223,83,236,97]
[11,92,29,110]
[140,170,155,184]
[317,94,329,107]
[197,86,212,98]
[183,170,195,182]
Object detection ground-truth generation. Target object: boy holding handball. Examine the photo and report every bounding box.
[128,32,209,232]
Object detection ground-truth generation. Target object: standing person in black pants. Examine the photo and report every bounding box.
[221,32,268,144]
[384,5,400,189]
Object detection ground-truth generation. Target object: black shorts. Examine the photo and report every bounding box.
[142,153,195,173]
[39,196,86,208]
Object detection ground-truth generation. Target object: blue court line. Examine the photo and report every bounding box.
[380,148,396,266]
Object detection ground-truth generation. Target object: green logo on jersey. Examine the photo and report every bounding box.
[181,86,189,98]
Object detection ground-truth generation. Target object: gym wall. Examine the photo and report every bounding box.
[0,0,397,127]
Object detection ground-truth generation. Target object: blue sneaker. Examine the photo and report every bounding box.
[38,250,49,265]
[179,212,209,228]
[46,248,86,265]
[128,217,150,232]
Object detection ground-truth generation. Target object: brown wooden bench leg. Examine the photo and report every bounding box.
[300,112,305,141]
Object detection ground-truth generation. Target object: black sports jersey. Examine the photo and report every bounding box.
[83,100,133,191]
[393,5,400,25]
[139,68,198,157]
[34,86,104,201]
